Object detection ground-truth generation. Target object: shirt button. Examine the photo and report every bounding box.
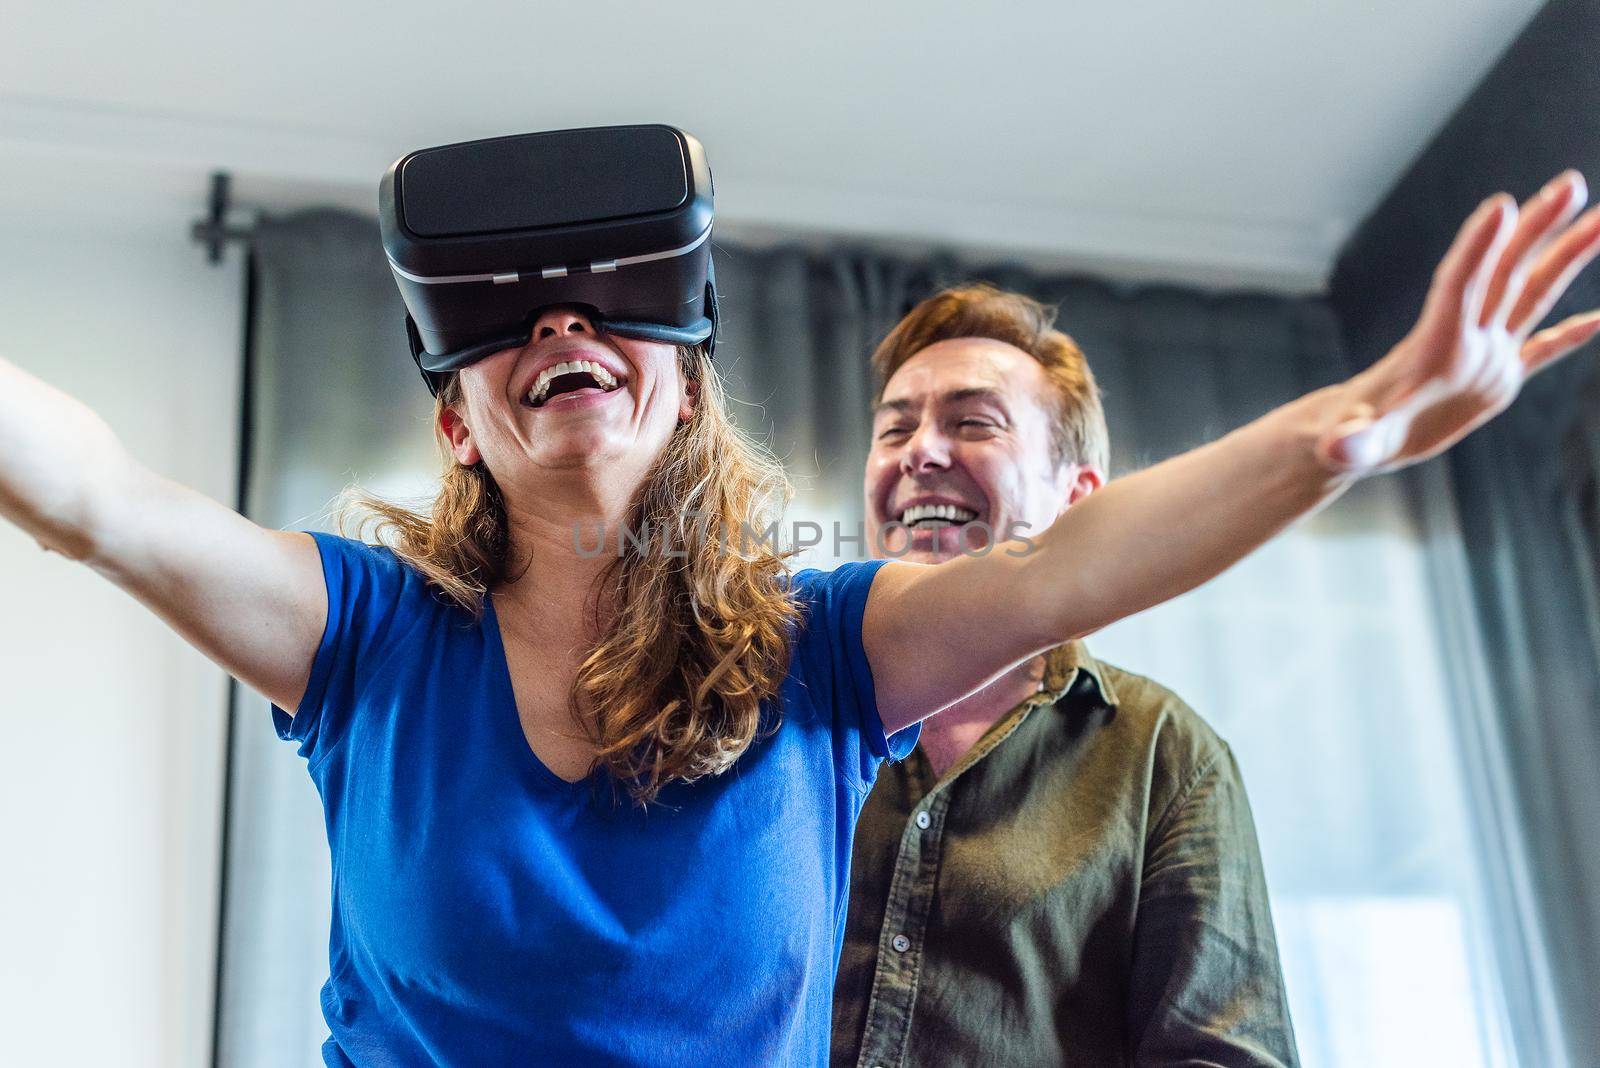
[914,811,931,829]
[892,934,911,953]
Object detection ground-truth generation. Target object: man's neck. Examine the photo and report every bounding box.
[916,654,1050,781]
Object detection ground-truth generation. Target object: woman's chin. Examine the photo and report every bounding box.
[519,424,671,476]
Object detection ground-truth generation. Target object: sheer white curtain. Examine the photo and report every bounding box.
[220,216,1534,1067]
[1089,479,1520,1068]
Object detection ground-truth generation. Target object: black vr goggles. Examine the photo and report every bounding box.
[379,124,719,397]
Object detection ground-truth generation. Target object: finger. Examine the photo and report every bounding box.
[1463,197,1519,332]
[1416,195,1516,343]
[1506,204,1600,335]
[1481,171,1588,329]
[1522,309,1600,375]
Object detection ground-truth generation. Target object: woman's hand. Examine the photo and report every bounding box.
[1319,170,1600,475]
[865,170,1600,736]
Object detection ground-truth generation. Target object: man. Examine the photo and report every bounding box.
[831,284,1300,1066]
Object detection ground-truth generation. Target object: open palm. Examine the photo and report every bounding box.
[1319,170,1600,474]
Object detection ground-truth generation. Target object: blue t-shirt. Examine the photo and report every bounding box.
[272,532,920,1067]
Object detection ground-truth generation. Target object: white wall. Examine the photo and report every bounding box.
[0,193,241,1066]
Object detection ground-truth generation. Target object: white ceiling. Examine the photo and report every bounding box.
[0,0,1545,292]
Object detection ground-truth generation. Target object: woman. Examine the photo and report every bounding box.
[3,171,1598,1065]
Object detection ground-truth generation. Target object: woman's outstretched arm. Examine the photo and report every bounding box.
[866,171,1600,735]
[0,355,328,715]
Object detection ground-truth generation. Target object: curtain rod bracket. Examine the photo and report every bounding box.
[191,171,254,265]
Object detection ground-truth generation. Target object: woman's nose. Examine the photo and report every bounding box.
[531,306,596,341]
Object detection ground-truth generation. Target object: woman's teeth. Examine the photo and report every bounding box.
[900,503,978,528]
[525,360,622,407]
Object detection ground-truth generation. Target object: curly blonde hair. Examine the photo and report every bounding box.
[335,344,802,806]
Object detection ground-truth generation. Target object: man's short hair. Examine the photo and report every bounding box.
[870,283,1110,472]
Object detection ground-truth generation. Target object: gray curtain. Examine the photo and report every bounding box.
[1436,326,1600,1068]
[711,243,1348,491]
[216,210,430,1065]
[217,209,1500,1066]
[1329,1,1600,1061]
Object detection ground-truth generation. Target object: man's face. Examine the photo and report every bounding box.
[864,338,1103,565]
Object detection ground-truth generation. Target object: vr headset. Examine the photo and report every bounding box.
[379,124,719,397]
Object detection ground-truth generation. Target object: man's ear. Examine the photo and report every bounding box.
[679,378,700,423]
[1067,464,1106,504]
[1058,463,1107,514]
[440,405,480,466]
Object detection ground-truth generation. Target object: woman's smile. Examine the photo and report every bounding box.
[521,382,628,414]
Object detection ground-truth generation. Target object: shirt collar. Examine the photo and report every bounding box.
[917,640,1120,790]
[1036,640,1120,712]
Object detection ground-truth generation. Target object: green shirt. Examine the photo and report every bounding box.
[831,643,1299,1067]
